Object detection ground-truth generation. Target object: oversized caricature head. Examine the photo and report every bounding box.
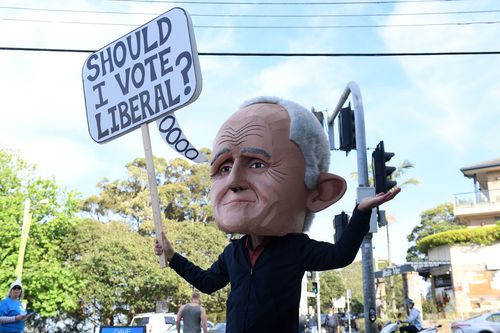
[210,97,347,236]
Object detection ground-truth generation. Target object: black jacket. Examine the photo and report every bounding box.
[169,207,371,333]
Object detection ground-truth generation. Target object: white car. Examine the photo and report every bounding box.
[165,320,215,332]
[451,311,500,333]
[130,312,176,333]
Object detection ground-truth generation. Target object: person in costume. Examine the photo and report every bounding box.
[155,96,400,333]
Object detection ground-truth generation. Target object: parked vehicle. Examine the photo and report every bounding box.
[129,312,176,333]
[451,311,500,333]
[209,322,226,333]
[380,320,441,333]
[164,320,215,332]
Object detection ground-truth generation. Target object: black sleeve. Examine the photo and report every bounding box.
[301,205,371,271]
[169,250,230,294]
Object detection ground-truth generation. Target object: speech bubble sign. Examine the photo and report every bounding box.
[156,113,208,163]
[82,7,202,143]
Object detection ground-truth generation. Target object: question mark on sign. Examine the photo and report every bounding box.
[175,51,192,96]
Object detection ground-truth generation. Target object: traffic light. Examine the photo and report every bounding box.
[372,141,397,194]
[333,212,349,243]
[338,103,356,154]
[312,282,318,294]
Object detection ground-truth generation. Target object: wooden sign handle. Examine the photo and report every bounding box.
[141,123,167,268]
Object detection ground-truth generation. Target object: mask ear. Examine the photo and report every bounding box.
[306,173,347,212]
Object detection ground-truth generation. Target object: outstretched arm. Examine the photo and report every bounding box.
[0,313,33,323]
[357,187,401,212]
[154,231,230,293]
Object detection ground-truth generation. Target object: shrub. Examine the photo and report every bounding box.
[417,223,500,253]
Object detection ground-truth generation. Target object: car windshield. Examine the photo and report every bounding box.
[131,317,149,326]
[165,317,176,325]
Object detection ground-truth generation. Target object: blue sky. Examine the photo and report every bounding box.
[1,0,499,265]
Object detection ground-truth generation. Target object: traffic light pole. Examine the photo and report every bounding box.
[315,272,321,330]
[328,81,378,333]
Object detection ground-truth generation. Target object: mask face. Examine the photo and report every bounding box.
[210,103,310,236]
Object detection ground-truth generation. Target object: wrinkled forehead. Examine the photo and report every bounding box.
[213,103,290,149]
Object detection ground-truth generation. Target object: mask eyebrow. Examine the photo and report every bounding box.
[240,147,271,159]
[210,147,271,166]
[210,148,230,166]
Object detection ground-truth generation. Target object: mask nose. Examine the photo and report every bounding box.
[227,162,248,192]
[230,186,245,193]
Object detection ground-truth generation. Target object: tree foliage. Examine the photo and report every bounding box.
[80,150,213,235]
[1,148,230,332]
[0,149,82,325]
[406,203,464,261]
[417,223,500,253]
[319,270,345,311]
[76,152,230,326]
[337,261,365,314]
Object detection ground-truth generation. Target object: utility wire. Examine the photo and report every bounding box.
[4,17,499,28]
[2,46,499,56]
[107,0,470,5]
[2,5,499,18]
[193,21,500,28]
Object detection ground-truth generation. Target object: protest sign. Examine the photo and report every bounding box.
[82,7,202,143]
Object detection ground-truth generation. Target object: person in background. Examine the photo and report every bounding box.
[176,291,208,333]
[325,308,340,333]
[0,279,34,333]
[399,299,423,333]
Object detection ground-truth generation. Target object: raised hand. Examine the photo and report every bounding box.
[358,187,401,212]
[154,231,175,262]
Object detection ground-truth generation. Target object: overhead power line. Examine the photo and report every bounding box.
[108,0,469,5]
[4,17,499,29]
[2,46,499,57]
[193,21,500,28]
[2,5,499,18]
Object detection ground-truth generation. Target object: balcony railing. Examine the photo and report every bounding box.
[453,189,500,215]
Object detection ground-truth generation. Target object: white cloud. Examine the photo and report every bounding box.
[378,1,500,153]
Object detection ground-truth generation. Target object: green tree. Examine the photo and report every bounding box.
[80,151,213,235]
[62,217,229,329]
[319,270,345,311]
[338,261,364,314]
[406,203,463,261]
[0,149,83,328]
[77,152,230,325]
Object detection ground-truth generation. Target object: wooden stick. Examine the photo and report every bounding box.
[141,123,167,268]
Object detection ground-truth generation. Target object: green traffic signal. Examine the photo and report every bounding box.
[312,282,318,294]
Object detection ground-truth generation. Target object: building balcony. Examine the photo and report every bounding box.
[453,189,500,218]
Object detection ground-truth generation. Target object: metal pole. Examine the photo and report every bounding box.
[330,81,377,333]
[16,198,32,280]
[316,272,321,330]
[347,290,352,333]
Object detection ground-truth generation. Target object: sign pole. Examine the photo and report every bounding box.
[141,123,167,268]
